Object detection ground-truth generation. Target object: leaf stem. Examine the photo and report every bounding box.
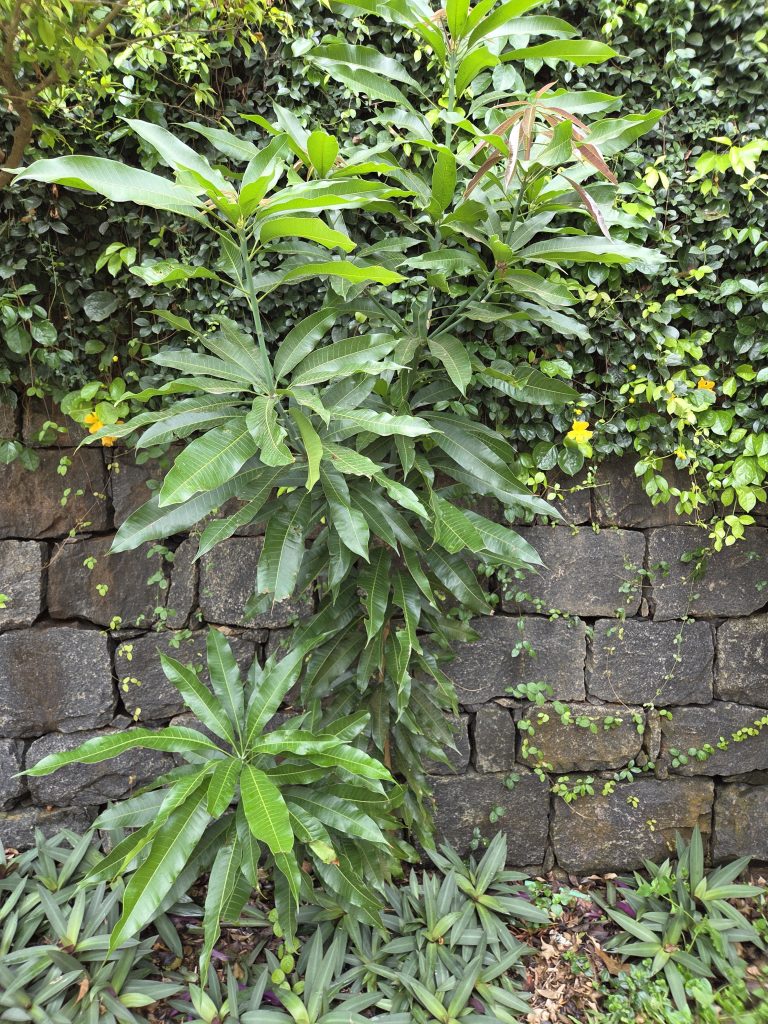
[239,230,274,390]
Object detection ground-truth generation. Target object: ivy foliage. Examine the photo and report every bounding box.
[4,0,767,543]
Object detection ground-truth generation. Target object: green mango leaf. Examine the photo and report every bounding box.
[281,262,403,287]
[159,423,259,506]
[274,306,339,381]
[25,726,225,776]
[13,156,204,217]
[359,548,391,641]
[290,336,396,387]
[518,236,665,271]
[288,407,323,489]
[159,652,238,746]
[257,492,312,602]
[244,645,308,747]
[130,260,218,286]
[482,362,579,405]
[502,39,617,65]
[241,764,294,854]
[246,397,294,466]
[125,119,232,196]
[428,334,472,394]
[307,130,340,177]
[206,759,241,817]
[329,407,434,437]
[260,215,355,252]
[200,843,241,974]
[109,790,211,951]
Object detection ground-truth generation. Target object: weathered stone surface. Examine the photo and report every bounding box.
[0,449,109,539]
[0,805,96,850]
[0,740,26,809]
[165,538,198,628]
[199,537,312,628]
[593,456,698,528]
[539,468,592,526]
[716,616,768,707]
[473,706,516,772]
[431,770,549,864]
[0,627,114,737]
[647,526,768,620]
[662,702,768,776]
[0,541,44,629]
[713,783,768,862]
[448,616,586,705]
[25,728,173,807]
[48,536,167,628]
[426,715,471,775]
[108,447,186,527]
[0,402,17,438]
[552,777,713,874]
[503,527,645,617]
[588,619,714,706]
[519,703,643,773]
[22,399,89,447]
[117,630,256,722]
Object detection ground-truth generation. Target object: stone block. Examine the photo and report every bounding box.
[662,702,768,776]
[552,777,713,874]
[425,715,471,775]
[165,537,198,628]
[199,537,313,628]
[22,399,89,447]
[0,805,96,851]
[713,783,768,862]
[117,630,256,722]
[647,526,768,620]
[0,449,109,539]
[0,740,26,809]
[0,541,44,628]
[25,728,174,807]
[48,535,167,628]
[519,703,643,773]
[473,705,516,772]
[716,616,768,708]
[593,456,698,528]
[448,615,586,705]
[502,526,646,617]
[0,626,114,737]
[588,619,713,706]
[540,468,592,526]
[108,454,167,527]
[0,402,17,438]
[431,769,549,865]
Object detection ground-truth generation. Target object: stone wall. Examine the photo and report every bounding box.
[1,403,767,871]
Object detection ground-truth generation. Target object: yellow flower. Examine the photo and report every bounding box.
[566,419,593,443]
[697,378,715,391]
[628,363,637,371]
[101,419,123,448]
[84,411,104,435]
[675,447,686,458]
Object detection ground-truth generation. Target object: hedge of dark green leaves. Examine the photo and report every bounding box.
[2,0,766,543]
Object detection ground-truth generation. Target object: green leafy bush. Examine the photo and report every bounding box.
[596,828,764,1011]
[15,0,663,842]
[24,629,398,968]
[0,829,180,1022]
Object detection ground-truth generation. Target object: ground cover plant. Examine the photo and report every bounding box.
[1,829,765,1022]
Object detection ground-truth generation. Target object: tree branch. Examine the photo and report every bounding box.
[0,0,130,186]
